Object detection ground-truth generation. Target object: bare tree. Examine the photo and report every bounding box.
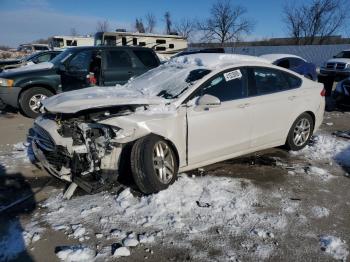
[198,0,254,44]
[70,28,78,36]
[174,18,197,39]
[96,20,110,33]
[145,13,157,33]
[283,0,348,45]
[164,11,172,34]
[135,18,146,33]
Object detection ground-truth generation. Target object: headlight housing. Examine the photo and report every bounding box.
[346,64,350,69]
[0,78,14,87]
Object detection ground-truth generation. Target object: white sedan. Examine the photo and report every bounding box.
[31,54,325,195]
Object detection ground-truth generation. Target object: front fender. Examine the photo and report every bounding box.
[99,111,188,167]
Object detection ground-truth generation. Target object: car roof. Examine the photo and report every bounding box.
[171,53,272,69]
[66,46,154,52]
[260,53,305,62]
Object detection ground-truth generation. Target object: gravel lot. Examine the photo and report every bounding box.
[0,107,349,262]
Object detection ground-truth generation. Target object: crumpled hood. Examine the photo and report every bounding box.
[326,58,350,64]
[42,85,167,114]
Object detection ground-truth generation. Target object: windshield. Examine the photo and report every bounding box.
[124,63,211,99]
[335,51,350,59]
[23,52,40,62]
[50,49,74,66]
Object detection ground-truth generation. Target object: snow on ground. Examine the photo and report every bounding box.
[0,141,33,170]
[320,235,349,261]
[291,133,350,168]
[2,127,349,260]
[40,175,288,260]
[55,245,96,262]
[311,206,330,218]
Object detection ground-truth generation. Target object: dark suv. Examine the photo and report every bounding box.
[0,46,160,118]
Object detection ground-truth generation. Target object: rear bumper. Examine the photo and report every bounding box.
[0,86,21,108]
[314,98,326,133]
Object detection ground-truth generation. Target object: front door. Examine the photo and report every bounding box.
[60,50,93,92]
[186,68,253,165]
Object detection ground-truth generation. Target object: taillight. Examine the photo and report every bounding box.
[320,88,326,97]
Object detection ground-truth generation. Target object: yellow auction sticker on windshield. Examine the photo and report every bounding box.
[224,70,242,81]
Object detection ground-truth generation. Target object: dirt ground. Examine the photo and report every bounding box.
[0,103,349,262]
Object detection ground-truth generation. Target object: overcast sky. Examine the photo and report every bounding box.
[0,0,349,47]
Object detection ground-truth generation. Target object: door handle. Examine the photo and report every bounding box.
[288,96,297,101]
[238,103,250,108]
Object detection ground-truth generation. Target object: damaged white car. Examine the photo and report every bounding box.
[31,54,325,195]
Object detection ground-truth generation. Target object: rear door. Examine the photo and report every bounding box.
[101,49,134,86]
[246,67,302,148]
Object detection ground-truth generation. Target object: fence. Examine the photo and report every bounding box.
[223,44,350,67]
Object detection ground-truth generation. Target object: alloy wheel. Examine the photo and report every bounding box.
[293,118,311,146]
[153,141,175,184]
[29,94,47,113]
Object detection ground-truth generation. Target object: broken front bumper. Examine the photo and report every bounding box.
[32,140,72,182]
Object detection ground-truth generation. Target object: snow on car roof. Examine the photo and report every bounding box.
[171,53,271,69]
[260,54,305,62]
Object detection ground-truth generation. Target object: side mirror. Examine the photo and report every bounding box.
[196,94,221,109]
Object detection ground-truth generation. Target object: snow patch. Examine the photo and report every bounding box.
[292,134,350,168]
[113,246,130,257]
[312,206,330,218]
[320,235,349,261]
[41,175,289,260]
[56,245,95,262]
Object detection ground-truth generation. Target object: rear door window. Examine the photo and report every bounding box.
[105,50,132,68]
[276,59,290,69]
[194,68,247,102]
[133,50,159,68]
[289,57,304,68]
[248,67,301,96]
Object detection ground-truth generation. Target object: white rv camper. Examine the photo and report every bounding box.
[94,31,187,58]
[50,36,94,50]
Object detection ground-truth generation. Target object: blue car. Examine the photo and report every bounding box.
[260,54,317,81]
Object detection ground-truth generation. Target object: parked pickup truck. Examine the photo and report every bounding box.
[0,46,160,118]
[320,50,350,80]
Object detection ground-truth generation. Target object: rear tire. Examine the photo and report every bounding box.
[285,113,314,151]
[19,87,53,118]
[130,135,178,194]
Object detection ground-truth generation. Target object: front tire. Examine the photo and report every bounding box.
[130,135,178,194]
[285,113,314,151]
[19,87,53,118]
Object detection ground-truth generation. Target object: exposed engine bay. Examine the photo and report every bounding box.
[31,106,140,193]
